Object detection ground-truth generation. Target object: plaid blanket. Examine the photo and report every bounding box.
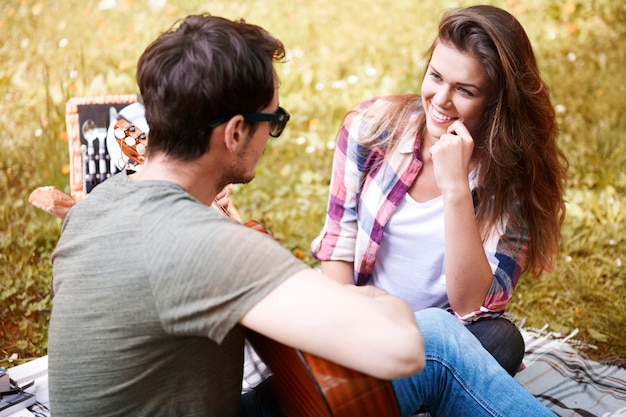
[515,325,626,417]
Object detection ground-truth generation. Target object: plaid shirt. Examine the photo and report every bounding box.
[311,97,529,322]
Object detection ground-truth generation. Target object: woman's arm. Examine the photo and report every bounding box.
[311,105,369,270]
[320,260,355,285]
[441,188,493,316]
[431,121,493,316]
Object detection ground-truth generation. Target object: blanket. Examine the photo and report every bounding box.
[5,325,626,416]
[515,324,626,417]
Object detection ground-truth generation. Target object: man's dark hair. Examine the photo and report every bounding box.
[137,14,286,160]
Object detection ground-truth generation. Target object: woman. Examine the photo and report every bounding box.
[312,5,568,376]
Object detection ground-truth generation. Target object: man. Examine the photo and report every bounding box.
[48,14,554,416]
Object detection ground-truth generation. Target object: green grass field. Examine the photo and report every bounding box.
[1,0,625,368]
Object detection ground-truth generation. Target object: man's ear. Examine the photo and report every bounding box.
[223,115,246,153]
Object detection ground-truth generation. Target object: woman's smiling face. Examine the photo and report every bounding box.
[421,41,491,144]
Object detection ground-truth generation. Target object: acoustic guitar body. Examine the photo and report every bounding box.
[246,330,401,417]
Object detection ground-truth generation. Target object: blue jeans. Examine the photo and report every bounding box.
[392,308,554,417]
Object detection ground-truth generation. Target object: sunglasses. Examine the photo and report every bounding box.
[209,106,290,138]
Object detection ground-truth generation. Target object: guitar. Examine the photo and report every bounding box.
[246,329,401,417]
[238,223,400,416]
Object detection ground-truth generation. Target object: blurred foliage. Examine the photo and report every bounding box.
[1,0,624,368]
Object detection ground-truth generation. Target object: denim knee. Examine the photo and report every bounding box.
[413,308,478,361]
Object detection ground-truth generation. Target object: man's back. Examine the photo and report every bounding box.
[48,172,304,416]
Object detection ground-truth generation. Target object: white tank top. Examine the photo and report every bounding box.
[372,193,448,311]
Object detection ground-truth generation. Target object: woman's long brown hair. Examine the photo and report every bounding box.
[356,6,568,277]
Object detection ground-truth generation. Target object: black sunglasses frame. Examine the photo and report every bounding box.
[209,106,290,138]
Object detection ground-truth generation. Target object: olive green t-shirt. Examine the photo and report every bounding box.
[48,171,306,416]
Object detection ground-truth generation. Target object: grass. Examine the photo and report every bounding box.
[1,0,624,368]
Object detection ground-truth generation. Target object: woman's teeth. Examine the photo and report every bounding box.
[433,108,456,121]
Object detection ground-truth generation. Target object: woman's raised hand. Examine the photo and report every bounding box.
[430,120,474,197]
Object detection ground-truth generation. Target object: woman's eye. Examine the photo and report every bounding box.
[459,87,473,96]
[429,72,442,81]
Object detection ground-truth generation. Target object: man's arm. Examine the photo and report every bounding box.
[240,269,425,380]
